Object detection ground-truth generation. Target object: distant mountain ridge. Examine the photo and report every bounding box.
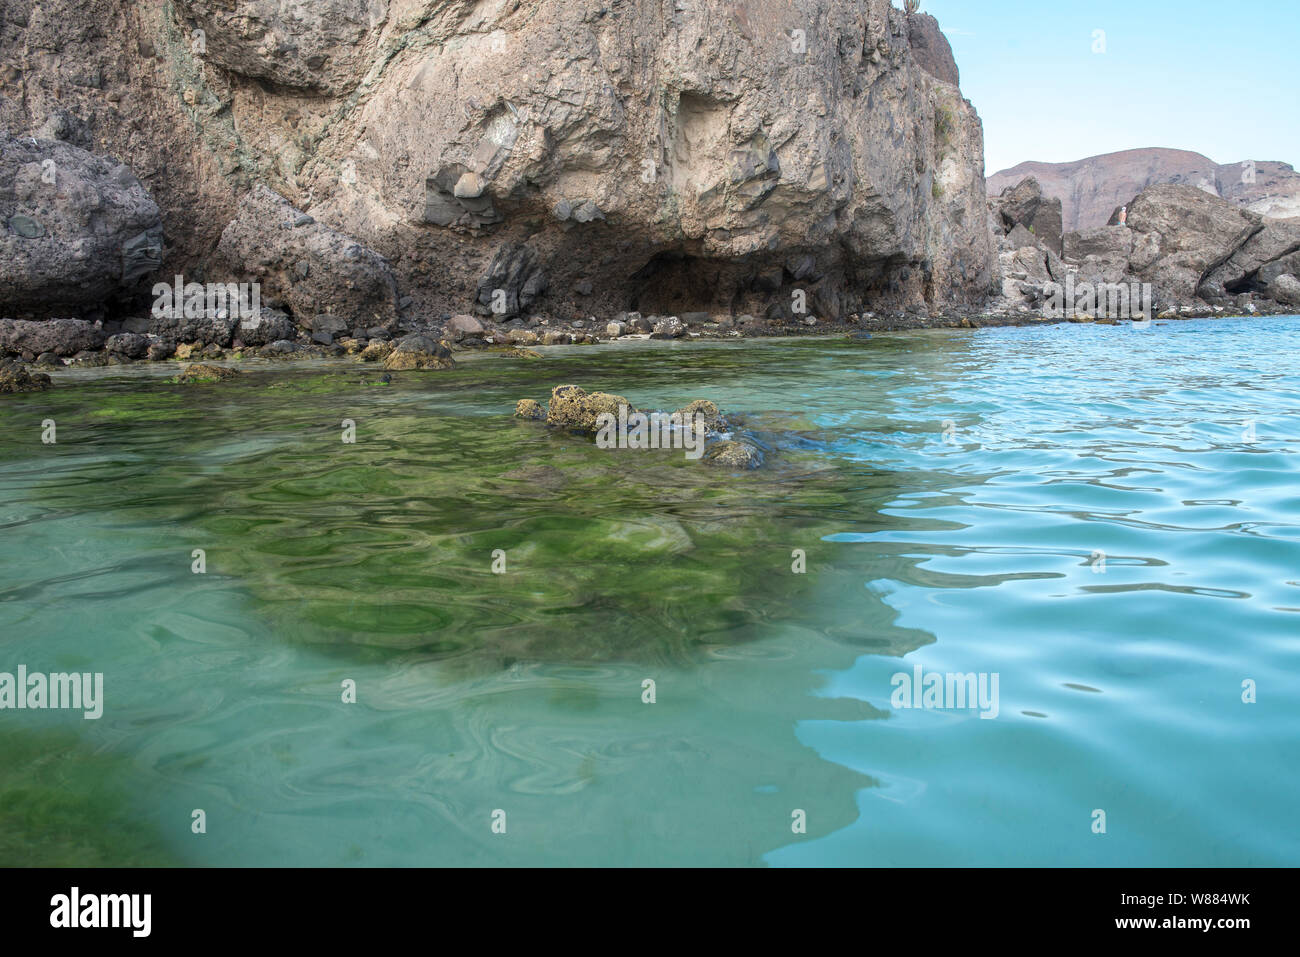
[988,148,1300,231]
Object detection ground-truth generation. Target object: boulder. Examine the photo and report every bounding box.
[216,186,401,327]
[1266,273,1300,306]
[382,335,455,371]
[545,384,634,433]
[514,399,546,421]
[675,399,727,432]
[0,134,163,317]
[147,311,238,348]
[0,359,52,394]
[445,314,488,339]
[1064,226,1136,261]
[990,177,1064,256]
[105,333,150,359]
[237,309,297,346]
[1201,218,1300,300]
[651,316,686,339]
[1124,184,1258,302]
[359,340,394,362]
[703,441,764,470]
[0,318,106,357]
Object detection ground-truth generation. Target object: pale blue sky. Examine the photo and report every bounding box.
[920,0,1300,174]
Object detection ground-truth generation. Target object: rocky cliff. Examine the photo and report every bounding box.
[988,148,1300,231]
[1,0,993,332]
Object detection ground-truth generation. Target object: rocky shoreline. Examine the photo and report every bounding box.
[2,301,1293,396]
[3,2,1299,399]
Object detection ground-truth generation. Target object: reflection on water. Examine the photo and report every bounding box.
[1,317,1299,865]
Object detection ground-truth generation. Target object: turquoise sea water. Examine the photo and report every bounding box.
[1,317,1298,866]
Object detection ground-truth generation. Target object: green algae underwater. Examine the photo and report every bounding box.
[0,339,929,865]
[3,322,1299,866]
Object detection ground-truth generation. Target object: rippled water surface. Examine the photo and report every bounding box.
[2,317,1298,866]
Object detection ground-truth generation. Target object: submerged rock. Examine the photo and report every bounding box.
[359,340,395,362]
[545,384,635,433]
[0,359,52,394]
[382,335,455,371]
[177,363,240,383]
[515,399,546,421]
[703,441,764,470]
[675,399,727,433]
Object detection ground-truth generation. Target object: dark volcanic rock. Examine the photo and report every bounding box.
[0,359,52,394]
[1,134,163,316]
[907,12,960,85]
[474,243,549,319]
[0,318,106,357]
[216,186,401,327]
[105,332,150,359]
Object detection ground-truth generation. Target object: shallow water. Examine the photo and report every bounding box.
[1,317,1298,866]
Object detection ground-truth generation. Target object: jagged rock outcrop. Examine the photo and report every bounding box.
[1121,184,1259,301]
[989,177,1063,256]
[989,148,1300,231]
[992,179,1300,314]
[0,133,163,317]
[906,12,960,86]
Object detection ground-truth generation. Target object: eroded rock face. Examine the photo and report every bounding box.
[173,0,390,95]
[0,134,163,317]
[4,1,991,326]
[295,0,991,318]
[216,186,400,327]
[906,12,960,86]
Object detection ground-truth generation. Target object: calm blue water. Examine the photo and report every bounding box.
[1,316,1297,866]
